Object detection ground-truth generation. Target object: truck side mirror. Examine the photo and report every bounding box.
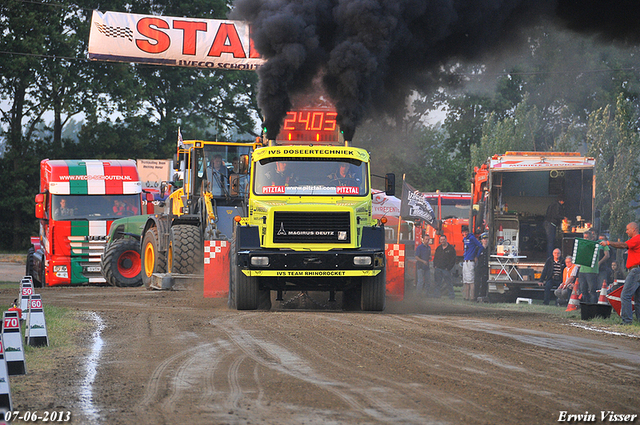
[239,154,250,174]
[385,173,395,197]
[35,193,46,219]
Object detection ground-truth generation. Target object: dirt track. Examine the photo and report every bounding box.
[2,273,639,425]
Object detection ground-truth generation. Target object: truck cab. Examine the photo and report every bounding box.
[29,159,143,286]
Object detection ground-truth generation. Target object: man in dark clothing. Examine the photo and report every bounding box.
[266,161,295,186]
[462,226,483,300]
[433,235,457,299]
[415,234,431,295]
[543,196,566,258]
[538,248,565,305]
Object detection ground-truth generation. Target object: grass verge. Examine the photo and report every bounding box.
[21,306,92,370]
[1,306,92,377]
[468,298,640,337]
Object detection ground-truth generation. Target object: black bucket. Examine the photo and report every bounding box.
[580,302,612,320]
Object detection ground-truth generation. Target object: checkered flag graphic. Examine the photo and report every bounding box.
[94,22,133,42]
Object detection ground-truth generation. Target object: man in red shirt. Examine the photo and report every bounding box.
[601,222,640,325]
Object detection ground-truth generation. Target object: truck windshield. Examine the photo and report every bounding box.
[253,158,368,196]
[194,145,252,198]
[52,194,141,220]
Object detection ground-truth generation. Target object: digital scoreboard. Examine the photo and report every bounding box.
[275,109,341,144]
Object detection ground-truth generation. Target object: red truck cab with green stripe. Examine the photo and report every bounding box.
[29,159,143,286]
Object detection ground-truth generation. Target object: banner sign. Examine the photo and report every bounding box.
[136,159,172,192]
[88,10,265,70]
[372,189,401,218]
[400,181,436,227]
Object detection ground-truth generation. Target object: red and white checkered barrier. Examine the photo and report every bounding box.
[385,244,405,301]
[203,240,230,298]
[386,244,405,268]
[204,240,228,263]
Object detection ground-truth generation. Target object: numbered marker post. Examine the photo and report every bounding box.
[19,277,32,300]
[0,339,12,411]
[19,283,34,321]
[25,295,48,347]
[1,312,25,376]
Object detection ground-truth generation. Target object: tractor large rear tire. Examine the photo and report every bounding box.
[141,227,166,289]
[361,269,386,311]
[101,239,143,287]
[168,225,202,275]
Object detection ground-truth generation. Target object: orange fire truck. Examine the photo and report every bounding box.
[422,192,470,258]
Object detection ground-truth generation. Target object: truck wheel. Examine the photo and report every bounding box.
[26,247,34,281]
[168,225,202,275]
[342,284,362,311]
[142,227,166,289]
[228,271,236,309]
[258,289,271,311]
[236,269,259,310]
[101,239,143,287]
[258,285,271,311]
[361,269,386,311]
[230,260,259,310]
[228,240,237,309]
[229,235,258,310]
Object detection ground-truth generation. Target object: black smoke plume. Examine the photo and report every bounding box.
[231,0,640,141]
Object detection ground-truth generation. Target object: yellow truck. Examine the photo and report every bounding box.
[229,108,395,311]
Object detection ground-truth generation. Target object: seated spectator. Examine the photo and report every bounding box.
[538,248,564,305]
[554,256,580,306]
[609,261,626,291]
[611,260,625,281]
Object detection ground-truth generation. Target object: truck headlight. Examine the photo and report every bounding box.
[353,256,372,266]
[53,265,67,272]
[251,256,269,266]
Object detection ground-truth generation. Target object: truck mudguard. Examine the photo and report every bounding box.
[236,226,261,250]
[361,226,385,250]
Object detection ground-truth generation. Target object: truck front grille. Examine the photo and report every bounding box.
[273,212,351,244]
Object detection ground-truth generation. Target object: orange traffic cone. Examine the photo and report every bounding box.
[598,280,609,305]
[566,287,580,312]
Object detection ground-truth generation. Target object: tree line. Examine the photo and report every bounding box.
[1,1,639,250]
[358,26,640,239]
[0,0,260,250]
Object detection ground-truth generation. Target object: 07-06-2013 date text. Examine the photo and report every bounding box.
[4,410,71,422]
